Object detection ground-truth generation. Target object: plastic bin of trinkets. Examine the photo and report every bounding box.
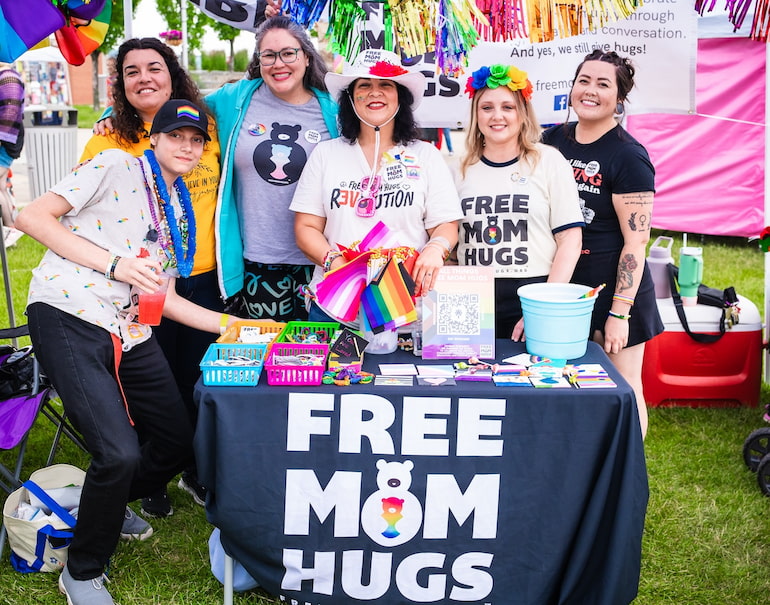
[200,343,268,386]
[265,343,329,386]
[217,319,286,356]
[275,321,340,347]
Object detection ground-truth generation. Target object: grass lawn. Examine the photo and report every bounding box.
[1,230,769,604]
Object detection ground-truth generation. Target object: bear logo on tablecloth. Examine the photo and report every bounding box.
[361,459,422,547]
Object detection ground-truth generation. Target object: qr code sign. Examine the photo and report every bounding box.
[436,293,480,335]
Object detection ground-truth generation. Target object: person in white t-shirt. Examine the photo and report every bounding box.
[290,49,462,323]
[455,64,584,340]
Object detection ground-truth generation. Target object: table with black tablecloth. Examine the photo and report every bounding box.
[194,340,648,605]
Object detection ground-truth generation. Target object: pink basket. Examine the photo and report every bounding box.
[265,343,329,386]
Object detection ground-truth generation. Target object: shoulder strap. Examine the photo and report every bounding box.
[22,480,78,527]
[667,263,724,343]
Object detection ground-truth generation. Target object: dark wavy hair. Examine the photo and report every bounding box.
[336,81,420,145]
[246,16,327,92]
[112,37,205,145]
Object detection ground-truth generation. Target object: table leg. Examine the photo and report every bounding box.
[224,553,233,605]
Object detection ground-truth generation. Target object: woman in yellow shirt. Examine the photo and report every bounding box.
[82,37,221,518]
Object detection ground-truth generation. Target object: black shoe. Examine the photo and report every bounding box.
[140,486,173,518]
[178,471,207,506]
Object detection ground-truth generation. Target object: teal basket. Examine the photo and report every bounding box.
[200,343,267,387]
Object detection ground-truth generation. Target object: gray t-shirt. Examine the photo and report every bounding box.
[234,84,331,265]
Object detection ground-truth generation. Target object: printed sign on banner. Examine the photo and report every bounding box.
[358,0,698,127]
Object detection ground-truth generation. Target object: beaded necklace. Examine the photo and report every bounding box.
[139,150,196,277]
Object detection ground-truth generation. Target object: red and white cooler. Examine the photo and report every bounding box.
[642,295,763,407]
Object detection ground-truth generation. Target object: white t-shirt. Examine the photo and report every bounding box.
[290,138,463,291]
[28,150,184,349]
[454,143,584,278]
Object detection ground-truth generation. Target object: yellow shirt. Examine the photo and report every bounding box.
[79,121,221,276]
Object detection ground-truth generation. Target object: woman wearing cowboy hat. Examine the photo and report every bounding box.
[290,49,462,323]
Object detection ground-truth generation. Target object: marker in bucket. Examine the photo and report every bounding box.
[579,283,606,299]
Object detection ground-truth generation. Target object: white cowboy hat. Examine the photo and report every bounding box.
[325,49,426,110]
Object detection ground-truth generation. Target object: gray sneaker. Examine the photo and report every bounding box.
[120,506,153,541]
[59,564,114,605]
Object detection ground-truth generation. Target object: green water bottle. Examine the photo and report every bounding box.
[678,246,703,306]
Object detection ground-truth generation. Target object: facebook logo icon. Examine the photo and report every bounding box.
[553,95,568,111]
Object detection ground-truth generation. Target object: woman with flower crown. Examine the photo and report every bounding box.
[456,64,584,341]
[290,49,462,324]
[541,51,662,438]
[16,100,240,605]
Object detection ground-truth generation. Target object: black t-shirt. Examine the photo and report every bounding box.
[541,122,655,254]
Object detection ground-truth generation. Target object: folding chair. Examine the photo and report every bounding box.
[0,324,87,559]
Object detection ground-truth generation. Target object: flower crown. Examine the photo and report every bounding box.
[465,65,533,102]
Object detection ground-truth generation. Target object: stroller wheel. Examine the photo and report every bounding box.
[758,454,770,496]
[743,427,770,472]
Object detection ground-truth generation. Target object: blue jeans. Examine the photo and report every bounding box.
[27,303,194,579]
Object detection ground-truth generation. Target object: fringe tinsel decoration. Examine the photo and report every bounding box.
[284,0,331,28]
[473,0,529,41]
[327,0,368,59]
[436,0,489,75]
[693,0,767,40]
[389,0,437,57]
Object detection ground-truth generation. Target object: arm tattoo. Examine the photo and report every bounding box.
[616,253,638,292]
[627,212,651,232]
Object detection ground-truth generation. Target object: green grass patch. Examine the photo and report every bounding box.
[74,104,104,129]
[1,229,768,603]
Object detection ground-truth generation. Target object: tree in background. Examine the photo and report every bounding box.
[207,18,241,71]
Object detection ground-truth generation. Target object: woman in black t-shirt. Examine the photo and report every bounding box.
[542,51,663,439]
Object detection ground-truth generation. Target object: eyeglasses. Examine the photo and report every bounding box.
[257,47,302,67]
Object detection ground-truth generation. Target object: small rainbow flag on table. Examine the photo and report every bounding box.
[360,258,416,333]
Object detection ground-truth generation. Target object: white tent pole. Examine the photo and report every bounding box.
[764,43,770,382]
[181,0,188,70]
[124,0,134,40]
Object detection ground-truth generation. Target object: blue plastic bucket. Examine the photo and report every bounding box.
[517,283,597,360]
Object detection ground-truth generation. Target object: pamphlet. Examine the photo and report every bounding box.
[421,266,495,360]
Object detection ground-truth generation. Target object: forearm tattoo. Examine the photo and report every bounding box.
[616,253,638,293]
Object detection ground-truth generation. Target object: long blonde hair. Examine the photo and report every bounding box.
[460,87,542,178]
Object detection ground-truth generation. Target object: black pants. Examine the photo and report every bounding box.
[28,303,194,579]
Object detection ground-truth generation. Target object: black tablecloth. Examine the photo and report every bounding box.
[194,341,648,605]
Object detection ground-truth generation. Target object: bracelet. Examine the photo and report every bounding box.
[422,241,450,261]
[612,293,634,306]
[219,313,231,336]
[322,249,342,273]
[105,254,121,280]
[608,310,631,320]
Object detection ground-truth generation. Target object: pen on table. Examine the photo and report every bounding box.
[580,283,606,299]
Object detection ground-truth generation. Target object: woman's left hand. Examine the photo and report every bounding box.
[603,316,630,355]
[413,245,444,296]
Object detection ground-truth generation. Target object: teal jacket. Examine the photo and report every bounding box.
[206,78,339,299]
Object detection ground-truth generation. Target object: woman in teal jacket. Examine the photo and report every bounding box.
[206,16,338,319]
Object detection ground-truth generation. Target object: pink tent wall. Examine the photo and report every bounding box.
[627,38,766,238]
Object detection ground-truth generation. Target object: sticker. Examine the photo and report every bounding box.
[247,123,266,136]
[584,160,600,177]
[384,163,405,182]
[304,129,321,144]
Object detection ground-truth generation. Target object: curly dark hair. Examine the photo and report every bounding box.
[112,38,205,145]
[246,16,327,92]
[571,50,636,104]
[336,81,420,145]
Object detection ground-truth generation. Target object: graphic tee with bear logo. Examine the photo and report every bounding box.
[234,84,331,265]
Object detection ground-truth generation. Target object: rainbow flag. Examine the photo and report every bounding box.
[360,258,416,333]
[315,253,371,323]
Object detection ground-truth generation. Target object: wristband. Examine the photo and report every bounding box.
[422,241,450,262]
[612,293,634,306]
[608,310,631,320]
[105,254,121,280]
[322,249,342,273]
[219,314,231,335]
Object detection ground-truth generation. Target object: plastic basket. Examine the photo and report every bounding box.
[265,343,329,386]
[275,321,340,346]
[217,320,286,348]
[200,343,267,387]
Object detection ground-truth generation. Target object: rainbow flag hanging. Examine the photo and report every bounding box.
[360,258,417,333]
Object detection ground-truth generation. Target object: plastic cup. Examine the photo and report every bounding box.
[138,274,169,326]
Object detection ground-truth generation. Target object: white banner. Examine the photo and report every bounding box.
[405,0,699,126]
[187,0,265,30]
